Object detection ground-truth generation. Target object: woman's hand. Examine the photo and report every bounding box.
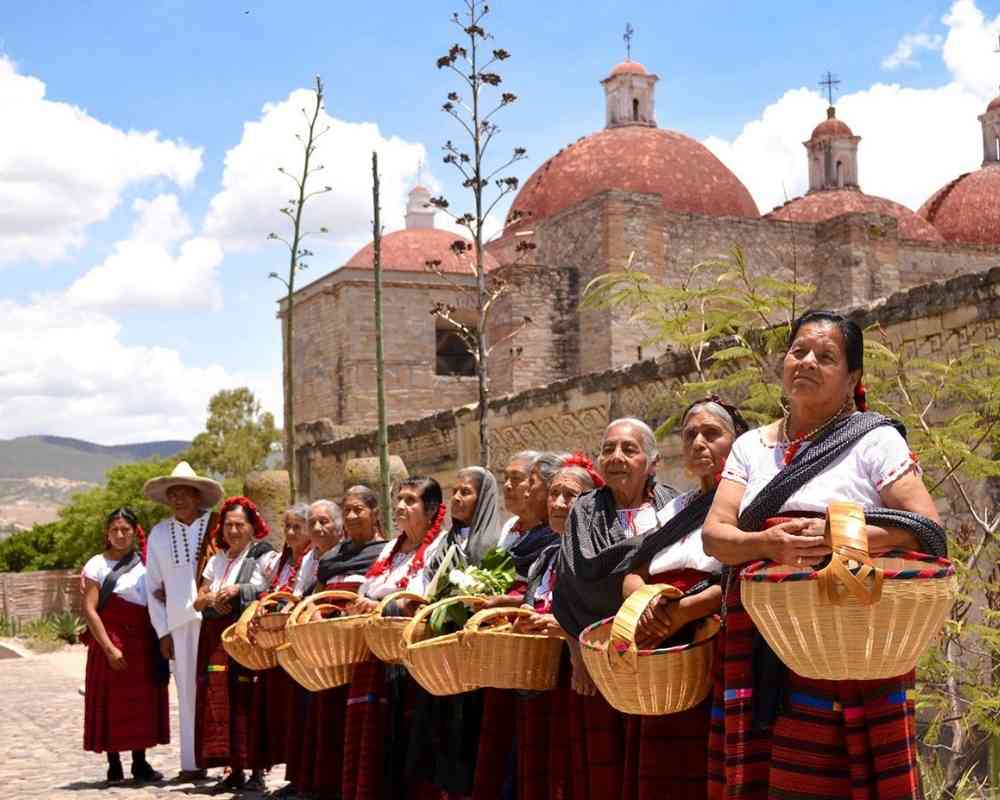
[346,598,379,616]
[482,594,521,609]
[568,643,596,696]
[152,586,167,604]
[634,595,691,650]
[512,612,561,637]
[764,519,831,567]
[104,645,127,671]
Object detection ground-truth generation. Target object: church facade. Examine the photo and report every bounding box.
[280,59,1000,438]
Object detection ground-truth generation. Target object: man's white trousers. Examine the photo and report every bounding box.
[170,619,202,771]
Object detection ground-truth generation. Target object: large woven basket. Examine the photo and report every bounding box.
[403,596,488,696]
[579,584,719,715]
[250,591,297,650]
[364,591,428,664]
[222,601,277,671]
[461,607,565,691]
[287,590,373,669]
[742,550,955,681]
[275,642,353,691]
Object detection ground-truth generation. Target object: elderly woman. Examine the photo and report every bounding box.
[290,495,386,800]
[251,503,312,797]
[498,450,541,546]
[192,496,273,791]
[342,477,449,800]
[612,398,749,800]
[703,311,947,800]
[81,507,167,784]
[513,457,603,800]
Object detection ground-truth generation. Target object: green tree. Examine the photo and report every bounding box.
[183,387,279,482]
[0,459,175,572]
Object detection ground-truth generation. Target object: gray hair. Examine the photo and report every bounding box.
[285,503,311,522]
[554,465,598,493]
[604,417,659,460]
[508,450,541,468]
[532,452,571,486]
[308,498,344,531]
[681,401,738,436]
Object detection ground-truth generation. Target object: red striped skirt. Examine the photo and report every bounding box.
[83,595,170,753]
[708,579,923,799]
[622,699,711,800]
[194,614,257,769]
[297,683,348,795]
[516,655,574,800]
[283,682,312,786]
[471,688,517,800]
[568,690,627,800]
[244,665,294,769]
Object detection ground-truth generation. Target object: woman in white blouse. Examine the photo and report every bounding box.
[192,496,273,792]
[81,507,167,784]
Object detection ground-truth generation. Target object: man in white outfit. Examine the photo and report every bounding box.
[143,462,223,781]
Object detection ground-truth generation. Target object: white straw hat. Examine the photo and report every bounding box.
[142,461,224,508]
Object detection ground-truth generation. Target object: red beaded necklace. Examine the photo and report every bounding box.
[364,504,447,589]
[780,400,854,466]
[272,543,312,592]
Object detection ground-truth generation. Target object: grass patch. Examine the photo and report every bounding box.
[1,611,85,651]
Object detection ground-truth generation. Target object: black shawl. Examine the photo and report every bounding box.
[551,480,691,638]
[522,542,560,609]
[736,411,948,729]
[202,541,274,619]
[96,551,141,612]
[509,524,559,582]
[302,537,385,596]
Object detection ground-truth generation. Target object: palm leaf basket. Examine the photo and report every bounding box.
[579,584,719,715]
[461,606,565,691]
[250,591,297,650]
[364,591,428,665]
[275,642,353,692]
[222,601,277,671]
[287,590,373,669]
[402,595,488,696]
[741,551,955,681]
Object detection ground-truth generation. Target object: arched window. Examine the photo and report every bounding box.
[836,160,843,188]
[435,318,477,377]
[632,98,639,121]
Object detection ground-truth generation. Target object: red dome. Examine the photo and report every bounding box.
[608,60,648,77]
[506,126,759,228]
[767,189,943,242]
[918,165,1000,246]
[811,117,854,139]
[344,228,499,274]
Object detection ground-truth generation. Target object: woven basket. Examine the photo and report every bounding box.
[287,590,373,669]
[222,601,277,671]
[250,591,297,650]
[579,584,719,715]
[742,550,956,681]
[403,596,488,696]
[364,591,428,664]
[461,607,565,691]
[275,642,353,691]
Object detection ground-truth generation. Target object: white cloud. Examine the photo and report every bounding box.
[705,0,998,216]
[0,297,281,443]
[882,33,944,70]
[203,88,428,258]
[63,194,225,312]
[0,56,203,265]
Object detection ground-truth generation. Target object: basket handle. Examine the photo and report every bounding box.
[401,595,488,647]
[818,502,883,606]
[289,589,360,625]
[375,591,429,618]
[234,600,260,640]
[607,583,683,671]
[463,606,536,634]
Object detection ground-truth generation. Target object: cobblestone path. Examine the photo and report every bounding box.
[0,643,289,798]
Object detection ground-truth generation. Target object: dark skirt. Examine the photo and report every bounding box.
[83,595,170,753]
[470,688,517,800]
[515,655,574,800]
[622,698,711,800]
[406,688,486,796]
[194,613,257,768]
[284,682,312,786]
[245,664,295,769]
[297,683,348,795]
[708,581,923,799]
[568,690,628,800]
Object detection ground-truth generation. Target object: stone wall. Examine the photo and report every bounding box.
[0,569,81,623]
[297,266,1000,526]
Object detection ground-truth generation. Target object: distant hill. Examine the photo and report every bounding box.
[0,436,190,483]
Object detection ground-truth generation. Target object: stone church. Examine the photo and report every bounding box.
[281,58,1000,445]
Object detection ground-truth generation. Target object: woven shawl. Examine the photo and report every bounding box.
[551,481,699,638]
[509,524,559,581]
[302,537,384,596]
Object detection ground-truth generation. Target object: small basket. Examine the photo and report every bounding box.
[287,590,373,669]
[742,541,956,681]
[275,642,353,691]
[579,584,719,715]
[461,607,565,691]
[250,591,297,650]
[364,591,428,664]
[403,595,488,696]
[222,601,277,671]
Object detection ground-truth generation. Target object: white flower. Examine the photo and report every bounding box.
[448,568,476,591]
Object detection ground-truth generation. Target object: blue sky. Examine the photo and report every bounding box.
[1,0,998,443]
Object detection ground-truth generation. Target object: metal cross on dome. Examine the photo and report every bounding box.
[624,23,635,60]
[819,71,841,106]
